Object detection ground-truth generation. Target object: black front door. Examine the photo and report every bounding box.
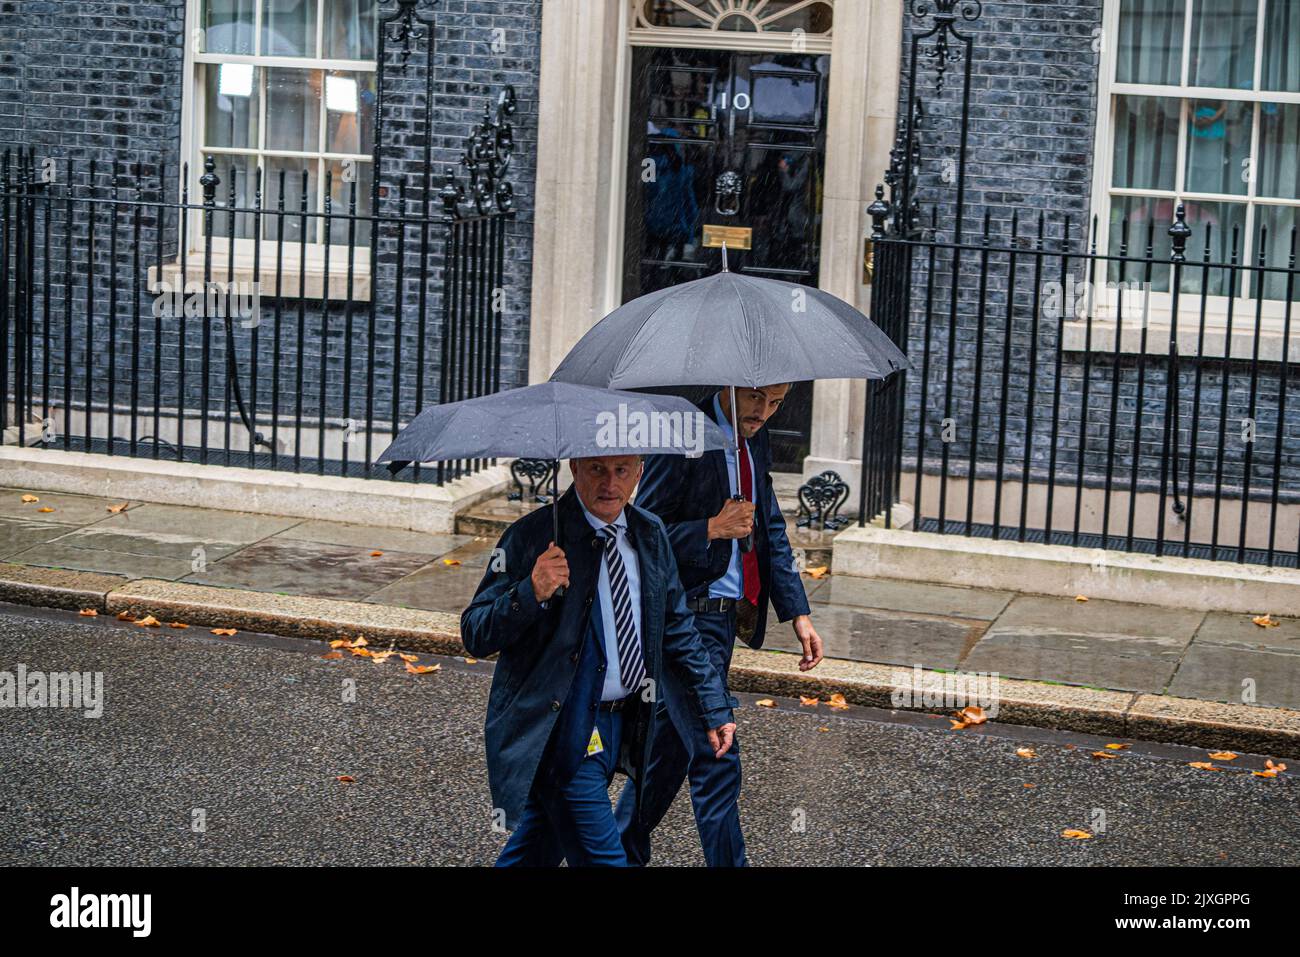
[623,46,829,471]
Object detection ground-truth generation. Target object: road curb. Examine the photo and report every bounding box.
[1,567,1296,759]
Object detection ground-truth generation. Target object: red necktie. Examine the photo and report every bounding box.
[737,438,761,605]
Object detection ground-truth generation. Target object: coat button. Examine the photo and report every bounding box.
[584,595,594,608]
[511,601,520,612]
[551,700,561,711]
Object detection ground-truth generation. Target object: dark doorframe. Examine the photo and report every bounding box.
[623,45,829,471]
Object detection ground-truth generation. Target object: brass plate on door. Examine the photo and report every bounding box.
[702,225,752,249]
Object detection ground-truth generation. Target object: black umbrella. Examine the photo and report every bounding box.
[549,248,910,548]
[377,381,730,594]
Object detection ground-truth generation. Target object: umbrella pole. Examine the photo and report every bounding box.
[551,458,565,599]
[729,385,754,554]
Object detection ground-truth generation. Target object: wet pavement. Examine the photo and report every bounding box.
[0,604,1295,866]
[1,486,1298,710]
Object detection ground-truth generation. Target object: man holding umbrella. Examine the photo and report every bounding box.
[612,383,823,867]
[461,453,738,867]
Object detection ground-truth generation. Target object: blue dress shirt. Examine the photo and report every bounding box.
[708,391,756,601]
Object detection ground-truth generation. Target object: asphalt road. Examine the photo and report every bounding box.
[0,604,1296,867]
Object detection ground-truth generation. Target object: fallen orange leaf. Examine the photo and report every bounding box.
[20,494,38,503]
[135,615,161,628]
[464,656,477,664]
[351,636,369,648]
[1061,828,1092,840]
[755,699,777,708]
[336,775,356,783]
[1023,783,1036,788]
[37,507,55,513]
[210,627,237,636]
[1253,614,1280,628]
[405,662,440,675]
[799,695,820,707]
[370,650,396,663]
[827,693,849,710]
[1091,750,1119,760]
[443,558,462,566]
[804,565,829,579]
[1208,751,1238,761]
[1265,759,1286,773]
[329,639,348,649]
[168,621,189,629]
[1074,595,1089,602]
[1104,743,1130,750]
[106,502,129,513]
[950,719,969,730]
[1016,747,1037,759]
[955,706,986,725]
[350,647,373,658]
[398,653,419,663]
[115,610,136,621]
[78,608,98,617]
[816,726,829,732]
[320,651,343,660]
[370,550,384,557]
[1188,761,1222,771]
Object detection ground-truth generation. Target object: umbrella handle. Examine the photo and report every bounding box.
[551,459,565,600]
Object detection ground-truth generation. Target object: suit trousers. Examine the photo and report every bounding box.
[614,608,746,867]
[495,707,627,867]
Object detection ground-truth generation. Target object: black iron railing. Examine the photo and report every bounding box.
[0,3,516,485]
[858,0,1300,568]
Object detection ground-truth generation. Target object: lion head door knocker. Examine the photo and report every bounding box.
[715,170,742,216]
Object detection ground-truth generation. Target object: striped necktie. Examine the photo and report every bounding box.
[600,524,646,694]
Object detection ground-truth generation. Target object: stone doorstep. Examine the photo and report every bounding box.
[0,446,512,535]
[833,522,1300,616]
[1,564,1297,760]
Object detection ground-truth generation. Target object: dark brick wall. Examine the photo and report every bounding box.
[889,0,1300,525]
[0,0,541,465]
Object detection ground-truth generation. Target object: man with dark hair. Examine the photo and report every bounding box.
[614,384,824,867]
[462,453,736,866]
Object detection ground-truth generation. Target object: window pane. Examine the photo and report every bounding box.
[205,154,257,241]
[262,0,317,57]
[1189,0,1257,89]
[1185,99,1252,195]
[203,0,256,55]
[263,157,318,243]
[756,1,833,34]
[325,0,378,60]
[1258,103,1300,199]
[1262,0,1300,92]
[325,159,372,246]
[1179,200,1247,295]
[1116,0,1183,85]
[1112,96,1178,190]
[266,68,321,153]
[204,64,259,150]
[1108,195,1175,290]
[324,71,376,156]
[1254,205,1300,301]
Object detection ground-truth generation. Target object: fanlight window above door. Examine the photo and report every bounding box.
[632,1,834,51]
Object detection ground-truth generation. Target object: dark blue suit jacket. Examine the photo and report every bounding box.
[634,393,810,649]
[461,488,733,830]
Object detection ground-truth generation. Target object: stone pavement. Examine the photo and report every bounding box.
[0,484,1297,715]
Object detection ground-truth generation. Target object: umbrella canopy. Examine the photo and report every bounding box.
[549,268,910,391]
[376,381,730,467]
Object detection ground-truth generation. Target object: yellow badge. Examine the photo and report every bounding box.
[586,727,604,757]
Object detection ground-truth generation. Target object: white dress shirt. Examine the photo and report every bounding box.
[580,503,643,701]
